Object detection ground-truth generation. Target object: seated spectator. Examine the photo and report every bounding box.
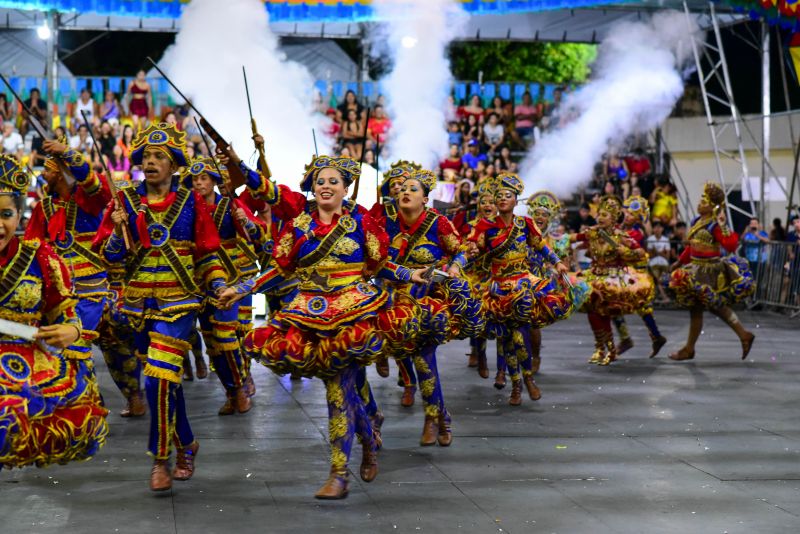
[647,222,672,302]
[74,88,97,127]
[447,121,463,147]
[569,203,596,233]
[0,94,13,125]
[97,121,117,160]
[429,168,457,212]
[69,124,94,153]
[367,105,391,146]
[588,192,601,219]
[512,92,538,147]
[650,177,678,227]
[770,217,787,241]
[462,139,488,170]
[22,88,46,165]
[463,166,476,184]
[340,108,364,161]
[99,90,121,127]
[741,218,769,277]
[602,180,617,197]
[670,221,687,262]
[2,123,24,159]
[626,148,652,177]
[462,114,481,148]
[495,146,514,171]
[603,152,629,182]
[117,124,135,159]
[484,163,497,179]
[440,144,464,175]
[444,95,458,123]
[482,112,505,156]
[336,90,365,124]
[460,94,484,124]
[485,96,505,124]
[475,159,488,180]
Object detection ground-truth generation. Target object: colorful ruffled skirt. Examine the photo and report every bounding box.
[484,272,587,338]
[578,266,654,316]
[668,255,755,309]
[244,281,417,379]
[0,340,109,468]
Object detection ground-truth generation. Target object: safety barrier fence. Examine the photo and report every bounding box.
[745,241,800,316]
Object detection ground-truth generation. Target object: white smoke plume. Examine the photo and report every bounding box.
[371,0,467,170]
[520,11,700,198]
[159,0,331,189]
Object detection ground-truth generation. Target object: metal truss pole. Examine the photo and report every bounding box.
[683,1,756,222]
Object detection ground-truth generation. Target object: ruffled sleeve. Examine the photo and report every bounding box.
[361,211,390,276]
[36,241,80,330]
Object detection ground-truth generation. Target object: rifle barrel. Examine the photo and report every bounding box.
[146,57,204,120]
[242,66,254,122]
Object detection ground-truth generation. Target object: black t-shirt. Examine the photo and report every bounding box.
[569,214,596,233]
[98,133,116,159]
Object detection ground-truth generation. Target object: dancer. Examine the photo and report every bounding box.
[369,160,422,404]
[526,191,585,375]
[377,168,482,446]
[183,157,258,414]
[611,195,667,358]
[667,183,755,360]
[97,122,227,492]
[25,138,144,417]
[219,154,425,499]
[572,196,653,366]
[0,154,108,467]
[468,173,575,405]
[460,179,497,382]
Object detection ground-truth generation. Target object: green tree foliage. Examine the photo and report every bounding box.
[449,41,597,83]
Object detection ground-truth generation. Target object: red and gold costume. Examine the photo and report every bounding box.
[574,196,653,365]
[0,155,108,467]
[234,155,417,499]
[667,183,755,361]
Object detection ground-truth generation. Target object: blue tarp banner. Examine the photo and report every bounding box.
[0,0,626,22]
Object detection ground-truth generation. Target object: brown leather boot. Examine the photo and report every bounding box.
[530,356,541,375]
[420,415,438,446]
[650,336,667,358]
[740,332,755,360]
[218,393,235,416]
[235,387,252,414]
[494,369,506,390]
[509,380,522,406]
[314,473,349,499]
[360,443,378,482]
[437,413,452,447]
[150,459,172,491]
[244,373,256,397]
[616,337,634,356]
[477,353,489,379]
[375,356,390,378]
[172,441,199,481]
[182,355,194,381]
[194,353,208,379]
[121,391,146,418]
[467,348,478,368]
[401,386,416,407]
[523,375,541,401]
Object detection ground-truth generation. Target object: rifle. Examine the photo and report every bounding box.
[80,110,134,250]
[192,116,253,245]
[242,66,271,180]
[146,56,247,188]
[351,107,370,201]
[0,72,74,183]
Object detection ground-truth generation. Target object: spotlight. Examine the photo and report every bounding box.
[36,22,51,40]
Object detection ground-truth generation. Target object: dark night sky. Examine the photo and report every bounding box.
[57,21,799,114]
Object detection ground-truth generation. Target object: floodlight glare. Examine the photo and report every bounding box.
[401,35,418,49]
[36,22,51,40]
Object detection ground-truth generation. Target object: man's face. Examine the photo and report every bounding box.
[749,219,759,231]
[654,225,663,237]
[2,124,12,136]
[192,173,216,198]
[142,147,176,186]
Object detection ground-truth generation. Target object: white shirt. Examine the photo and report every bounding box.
[647,234,670,266]
[2,131,23,154]
[484,123,504,145]
[75,98,95,123]
[69,134,93,151]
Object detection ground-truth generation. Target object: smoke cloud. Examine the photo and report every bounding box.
[520,11,700,198]
[371,0,467,170]
[159,0,331,189]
